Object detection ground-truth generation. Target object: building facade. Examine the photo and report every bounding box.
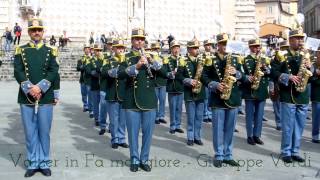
[302,0,320,38]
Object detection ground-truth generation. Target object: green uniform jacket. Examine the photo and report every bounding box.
[154,55,167,87]
[176,55,205,101]
[14,42,59,104]
[85,56,101,91]
[202,53,244,108]
[241,54,270,100]
[310,63,320,102]
[76,55,87,83]
[81,55,92,86]
[164,55,184,93]
[96,57,107,92]
[271,49,310,104]
[101,56,126,102]
[118,50,158,110]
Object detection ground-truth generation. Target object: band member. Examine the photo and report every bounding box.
[165,40,185,134]
[311,47,320,143]
[14,18,59,177]
[76,44,91,112]
[202,39,213,123]
[85,44,104,126]
[103,38,113,57]
[269,40,289,131]
[202,33,244,167]
[242,39,271,145]
[151,42,167,124]
[118,28,162,172]
[271,27,311,163]
[101,39,129,148]
[176,39,205,146]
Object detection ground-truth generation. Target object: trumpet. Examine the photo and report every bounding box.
[139,48,154,78]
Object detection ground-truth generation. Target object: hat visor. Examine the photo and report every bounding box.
[289,34,305,38]
[28,26,44,29]
[170,44,180,48]
[112,44,126,48]
[94,48,103,50]
[204,43,213,46]
[217,39,227,43]
[151,46,160,49]
[249,43,261,47]
[131,35,145,39]
[187,45,199,48]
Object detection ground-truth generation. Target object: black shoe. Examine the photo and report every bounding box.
[95,121,99,126]
[175,128,184,133]
[263,117,268,121]
[187,140,194,146]
[111,143,118,149]
[238,110,245,115]
[207,119,212,123]
[292,155,305,162]
[155,120,160,124]
[307,116,311,120]
[83,108,88,112]
[24,169,38,178]
[39,168,51,176]
[247,137,256,145]
[89,114,94,118]
[223,160,240,167]
[253,136,264,145]
[282,156,293,163]
[194,139,203,145]
[159,119,167,124]
[140,164,151,172]
[234,129,239,133]
[118,143,129,148]
[169,129,175,134]
[312,139,320,143]
[130,164,139,172]
[99,129,106,135]
[107,129,111,133]
[276,126,282,131]
[213,160,222,168]
[203,119,209,123]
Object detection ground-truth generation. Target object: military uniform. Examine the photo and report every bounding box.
[76,44,91,111]
[202,33,244,166]
[271,28,311,162]
[118,28,162,171]
[176,39,205,145]
[164,40,184,133]
[101,39,127,147]
[242,39,271,145]
[13,18,59,173]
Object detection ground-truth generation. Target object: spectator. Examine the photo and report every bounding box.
[2,27,13,55]
[89,32,94,45]
[167,33,174,47]
[58,35,64,49]
[13,23,22,45]
[49,35,56,46]
[100,34,106,44]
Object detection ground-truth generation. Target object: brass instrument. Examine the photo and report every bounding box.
[139,48,154,78]
[192,56,204,94]
[251,54,264,90]
[295,49,312,92]
[220,54,237,100]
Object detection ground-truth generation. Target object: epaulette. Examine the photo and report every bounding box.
[178,57,186,67]
[204,58,212,66]
[264,57,271,65]
[47,45,58,57]
[233,55,244,64]
[162,56,169,64]
[15,46,22,55]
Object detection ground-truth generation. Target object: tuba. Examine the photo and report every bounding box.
[220,54,237,100]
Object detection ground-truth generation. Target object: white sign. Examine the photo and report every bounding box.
[305,37,320,51]
[226,40,248,55]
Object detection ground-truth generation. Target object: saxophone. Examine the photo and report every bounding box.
[192,56,204,94]
[220,54,237,100]
[251,54,264,90]
[295,49,312,92]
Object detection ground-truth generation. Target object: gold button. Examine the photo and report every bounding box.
[134,86,137,88]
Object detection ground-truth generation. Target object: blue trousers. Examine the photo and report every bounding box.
[125,110,156,165]
[168,93,183,130]
[185,101,204,141]
[245,100,266,138]
[272,99,281,128]
[155,86,166,120]
[91,90,100,121]
[203,87,212,120]
[312,102,320,141]
[86,85,93,114]
[280,102,308,157]
[212,108,238,160]
[108,102,126,144]
[20,104,53,169]
[80,83,88,109]
[99,91,108,129]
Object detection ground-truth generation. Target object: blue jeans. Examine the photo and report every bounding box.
[91,90,100,121]
[185,101,204,140]
[272,99,281,128]
[86,85,93,113]
[108,102,126,144]
[203,87,212,120]
[125,109,156,165]
[20,104,53,169]
[245,100,266,138]
[312,102,320,140]
[4,39,11,53]
[280,102,308,157]
[212,108,238,160]
[99,91,108,129]
[80,83,88,109]
[155,86,166,120]
[168,93,183,130]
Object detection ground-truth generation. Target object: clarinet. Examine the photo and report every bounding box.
[139,48,154,78]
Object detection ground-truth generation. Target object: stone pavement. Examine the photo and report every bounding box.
[0,81,319,180]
